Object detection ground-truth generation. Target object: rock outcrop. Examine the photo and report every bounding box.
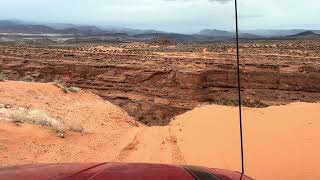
[1,42,320,125]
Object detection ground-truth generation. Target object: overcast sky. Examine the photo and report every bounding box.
[1,0,319,33]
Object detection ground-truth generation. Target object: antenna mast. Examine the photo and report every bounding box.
[234,0,245,175]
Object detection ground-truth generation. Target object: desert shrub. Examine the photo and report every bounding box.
[137,115,167,126]
[53,80,64,89]
[243,99,268,108]
[68,87,81,93]
[138,116,144,121]
[20,75,34,82]
[62,87,70,94]
[0,73,6,81]
[1,107,65,133]
[52,80,81,94]
[138,116,149,125]
[53,80,69,93]
[209,98,268,108]
[208,98,238,106]
[53,79,61,84]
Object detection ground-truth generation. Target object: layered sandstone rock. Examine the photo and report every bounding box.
[1,41,320,125]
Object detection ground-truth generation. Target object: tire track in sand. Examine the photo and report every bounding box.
[113,127,145,162]
[113,126,186,165]
[168,126,186,165]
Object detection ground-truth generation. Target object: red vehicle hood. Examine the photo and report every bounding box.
[0,163,253,180]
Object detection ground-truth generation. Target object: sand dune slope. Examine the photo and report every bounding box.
[0,81,141,166]
[0,81,139,132]
[170,103,320,180]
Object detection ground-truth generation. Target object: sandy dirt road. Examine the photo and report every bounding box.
[0,81,320,180]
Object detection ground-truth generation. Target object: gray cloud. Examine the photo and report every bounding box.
[0,0,319,33]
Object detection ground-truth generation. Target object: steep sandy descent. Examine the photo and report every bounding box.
[0,81,320,180]
[170,103,320,180]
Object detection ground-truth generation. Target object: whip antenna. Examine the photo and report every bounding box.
[234,0,245,175]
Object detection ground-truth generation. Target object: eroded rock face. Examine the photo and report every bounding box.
[1,41,320,125]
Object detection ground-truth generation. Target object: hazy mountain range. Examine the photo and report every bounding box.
[0,20,319,42]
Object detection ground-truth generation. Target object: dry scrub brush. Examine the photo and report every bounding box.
[52,80,81,93]
[0,106,64,134]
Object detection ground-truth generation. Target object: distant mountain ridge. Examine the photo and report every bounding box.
[1,20,320,42]
[242,29,320,37]
[0,20,166,36]
[197,29,261,39]
[286,30,320,39]
[0,20,57,34]
[198,29,233,37]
